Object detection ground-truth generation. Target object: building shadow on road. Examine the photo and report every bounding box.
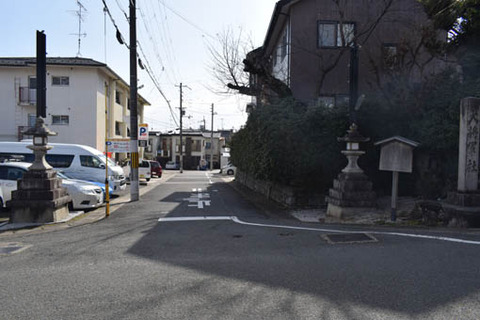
[126,196,480,317]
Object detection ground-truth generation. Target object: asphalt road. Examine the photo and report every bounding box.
[1,170,480,319]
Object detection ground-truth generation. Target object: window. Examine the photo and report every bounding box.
[115,90,122,105]
[0,153,33,163]
[45,154,74,168]
[318,23,336,47]
[0,166,26,181]
[80,155,104,168]
[28,114,36,127]
[52,76,69,86]
[139,160,149,168]
[29,77,37,89]
[52,115,69,125]
[318,21,355,48]
[191,140,201,152]
[115,121,122,136]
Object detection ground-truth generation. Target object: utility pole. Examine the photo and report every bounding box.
[178,83,184,173]
[176,83,190,173]
[349,45,359,124]
[129,0,139,201]
[104,82,110,216]
[210,103,215,171]
[36,30,46,118]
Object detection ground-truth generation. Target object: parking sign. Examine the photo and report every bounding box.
[138,123,148,140]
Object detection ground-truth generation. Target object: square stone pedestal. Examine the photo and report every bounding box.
[326,172,376,219]
[444,192,480,227]
[8,169,71,224]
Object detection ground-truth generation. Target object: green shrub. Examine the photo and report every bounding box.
[232,71,480,198]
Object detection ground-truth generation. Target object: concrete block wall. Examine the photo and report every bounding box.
[236,170,324,208]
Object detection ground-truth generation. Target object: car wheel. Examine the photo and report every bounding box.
[0,197,3,210]
[68,201,74,211]
[227,169,234,175]
[146,178,151,182]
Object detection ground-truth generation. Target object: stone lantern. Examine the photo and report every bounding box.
[8,117,71,223]
[326,123,376,220]
[338,123,370,173]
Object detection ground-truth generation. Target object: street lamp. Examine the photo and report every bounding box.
[338,123,369,173]
[24,117,57,171]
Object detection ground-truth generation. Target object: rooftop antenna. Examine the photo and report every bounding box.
[70,0,87,57]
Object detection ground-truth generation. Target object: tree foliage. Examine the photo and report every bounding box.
[230,98,348,190]
[420,0,480,79]
[231,70,480,198]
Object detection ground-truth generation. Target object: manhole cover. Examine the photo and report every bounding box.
[0,242,31,255]
[322,233,377,244]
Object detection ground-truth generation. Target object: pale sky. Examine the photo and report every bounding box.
[1,0,278,132]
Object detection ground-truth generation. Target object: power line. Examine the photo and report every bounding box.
[137,41,179,127]
[102,0,129,49]
[102,0,177,127]
[158,0,216,40]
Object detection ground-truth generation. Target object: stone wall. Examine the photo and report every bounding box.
[235,170,325,208]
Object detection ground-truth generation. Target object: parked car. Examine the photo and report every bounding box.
[165,161,179,170]
[121,159,152,182]
[0,162,104,210]
[149,160,162,178]
[55,172,104,210]
[0,185,5,209]
[0,162,30,208]
[221,163,236,175]
[0,141,126,194]
[57,171,113,200]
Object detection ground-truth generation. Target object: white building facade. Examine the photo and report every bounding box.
[0,57,150,161]
[146,130,224,170]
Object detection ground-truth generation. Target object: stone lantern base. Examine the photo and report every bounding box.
[8,169,70,224]
[326,172,376,219]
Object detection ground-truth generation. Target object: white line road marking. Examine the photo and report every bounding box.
[158,216,480,246]
[159,216,232,222]
[205,172,213,184]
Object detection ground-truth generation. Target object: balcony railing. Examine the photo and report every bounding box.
[19,87,36,105]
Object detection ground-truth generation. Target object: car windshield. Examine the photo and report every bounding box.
[98,154,116,167]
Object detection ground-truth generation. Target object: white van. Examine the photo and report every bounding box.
[121,159,151,182]
[0,142,126,194]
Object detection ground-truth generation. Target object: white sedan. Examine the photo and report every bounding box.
[165,161,179,170]
[56,172,104,210]
[0,162,103,211]
[221,164,236,175]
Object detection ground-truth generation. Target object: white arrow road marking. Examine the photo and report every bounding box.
[185,188,211,209]
[158,216,480,245]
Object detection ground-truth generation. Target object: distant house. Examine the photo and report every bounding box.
[146,130,224,170]
[247,0,450,108]
[0,57,150,162]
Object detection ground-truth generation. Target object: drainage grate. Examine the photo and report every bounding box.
[322,233,377,244]
[0,242,31,255]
